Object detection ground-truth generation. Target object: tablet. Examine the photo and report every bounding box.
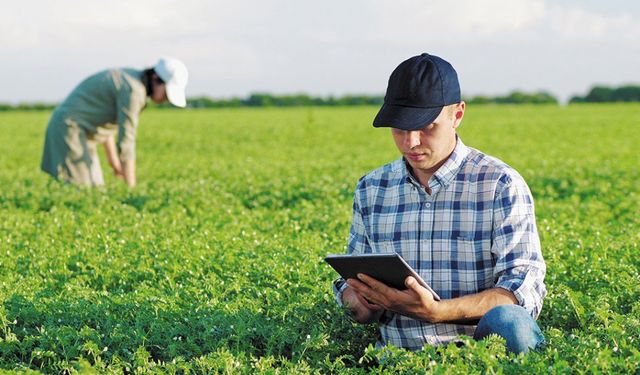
[325,253,440,300]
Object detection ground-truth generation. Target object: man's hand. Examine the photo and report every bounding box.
[342,286,384,324]
[349,274,520,324]
[102,134,134,185]
[110,162,124,179]
[104,136,121,174]
[347,274,442,322]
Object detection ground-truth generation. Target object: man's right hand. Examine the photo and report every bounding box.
[342,286,384,324]
[111,164,124,179]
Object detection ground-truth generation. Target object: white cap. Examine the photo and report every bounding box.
[154,57,189,107]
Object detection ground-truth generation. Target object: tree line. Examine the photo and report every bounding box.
[185,93,385,108]
[2,85,638,110]
[0,102,56,111]
[185,91,561,107]
[0,92,558,111]
[569,85,640,103]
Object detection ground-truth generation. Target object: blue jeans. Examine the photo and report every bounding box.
[473,305,544,354]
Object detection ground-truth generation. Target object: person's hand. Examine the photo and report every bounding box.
[347,274,442,323]
[342,286,384,324]
[110,164,124,180]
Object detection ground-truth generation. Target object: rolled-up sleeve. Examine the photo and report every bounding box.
[491,175,547,318]
[116,85,145,161]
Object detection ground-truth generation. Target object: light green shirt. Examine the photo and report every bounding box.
[55,68,147,160]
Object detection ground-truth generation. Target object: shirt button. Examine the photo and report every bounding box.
[425,203,431,208]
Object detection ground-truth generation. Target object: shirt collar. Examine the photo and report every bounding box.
[402,136,470,190]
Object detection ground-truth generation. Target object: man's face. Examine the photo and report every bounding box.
[151,76,168,104]
[391,103,464,177]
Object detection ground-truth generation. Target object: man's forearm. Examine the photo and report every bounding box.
[103,136,121,171]
[430,288,517,323]
[121,159,136,187]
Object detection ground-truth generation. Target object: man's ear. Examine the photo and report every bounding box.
[453,101,465,128]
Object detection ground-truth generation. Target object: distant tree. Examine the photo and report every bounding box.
[530,91,558,104]
[468,91,557,105]
[570,84,640,103]
[612,85,640,102]
[185,96,214,108]
[569,96,586,104]
[466,96,491,105]
[243,93,273,107]
[11,102,56,111]
[498,91,527,104]
[585,86,614,102]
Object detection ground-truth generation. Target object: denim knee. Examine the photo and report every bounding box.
[473,304,544,354]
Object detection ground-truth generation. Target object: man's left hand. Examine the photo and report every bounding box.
[347,273,442,323]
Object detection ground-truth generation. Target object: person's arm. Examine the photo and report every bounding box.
[103,135,124,179]
[116,74,145,187]
[121,159,136,187]
[333,178,384,324]
[489,174,547,318]
[347,274,516,323]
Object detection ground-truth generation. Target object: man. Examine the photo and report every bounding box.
[333,53,546,354]
[41,57,188,187]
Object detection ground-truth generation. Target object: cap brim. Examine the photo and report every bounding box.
[373,103,443,130]
[166,83,186,108]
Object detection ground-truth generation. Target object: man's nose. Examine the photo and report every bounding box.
[405,131,421,148]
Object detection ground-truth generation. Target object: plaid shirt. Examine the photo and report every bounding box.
[334,137,546,350]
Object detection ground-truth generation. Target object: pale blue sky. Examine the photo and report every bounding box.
[2,0,638,103]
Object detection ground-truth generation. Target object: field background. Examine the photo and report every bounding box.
[0,105,639,373]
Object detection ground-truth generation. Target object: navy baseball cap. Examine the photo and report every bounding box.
[373,53,461,130]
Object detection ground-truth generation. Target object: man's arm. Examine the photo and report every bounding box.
[103,135,124,179]
[105,132,135,187]
[333,179,384,324]
[116,74,145,187]
[490,174,547,318]
[348,274,516,323]
[121,159,136,187]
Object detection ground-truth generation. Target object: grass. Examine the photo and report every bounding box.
[0,104,639,373]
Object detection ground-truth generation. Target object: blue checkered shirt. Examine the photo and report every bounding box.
[334,138,546,350]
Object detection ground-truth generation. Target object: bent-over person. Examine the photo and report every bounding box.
[41,57,188,187]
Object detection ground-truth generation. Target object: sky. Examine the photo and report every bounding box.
[2,0,639,104]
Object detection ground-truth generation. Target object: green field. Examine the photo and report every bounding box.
[1,105,639,373]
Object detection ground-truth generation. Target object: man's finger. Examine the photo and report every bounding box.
[404,276,419,290]
[346,278,367,291]
[357,273,392,293]
[346,282,383,310]
[356,293,383,310]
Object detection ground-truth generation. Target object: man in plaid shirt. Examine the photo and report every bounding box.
[333,53,546,354]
